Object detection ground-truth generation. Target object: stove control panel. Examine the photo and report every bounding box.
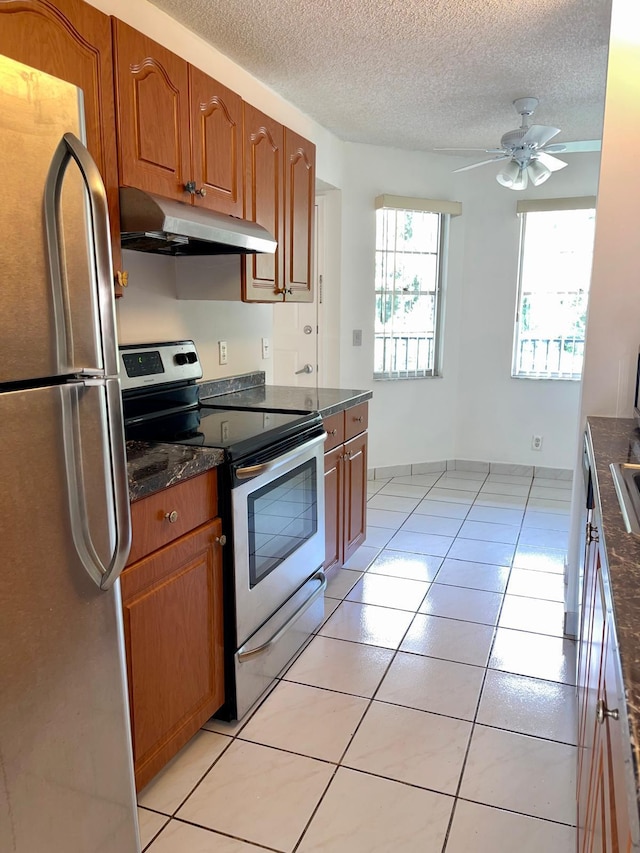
[119,341,202,391]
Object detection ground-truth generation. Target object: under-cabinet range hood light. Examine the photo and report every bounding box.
[119,187,277,256]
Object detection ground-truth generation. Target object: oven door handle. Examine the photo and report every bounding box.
[235,432,327,481]
[237,570,327,662]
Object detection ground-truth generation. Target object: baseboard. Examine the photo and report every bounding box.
[369,459,574,481]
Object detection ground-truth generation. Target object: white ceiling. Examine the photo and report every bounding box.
[149,0,612,154]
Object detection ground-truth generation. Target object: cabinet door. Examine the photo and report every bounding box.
[284,128,315,302]
[578,535,607,844]
[189,66,243,216]
[343,432,367,564]
[113,20,191,203]
[0,0,123,291]
[242,103,284,301]
[121,519,224,791]
[324,445,344,572]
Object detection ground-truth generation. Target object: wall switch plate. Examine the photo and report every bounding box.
[353,329,362,347]
[221,421,230,442]
[532,434,543,451]
[218,340,228,365]
[262,337,270,359]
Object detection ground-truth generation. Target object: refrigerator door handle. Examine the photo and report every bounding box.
[44,132,118,378]
[61,379,132,590]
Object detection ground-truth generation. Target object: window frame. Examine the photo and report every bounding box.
[511,200,596,382]
[373,204,451,381]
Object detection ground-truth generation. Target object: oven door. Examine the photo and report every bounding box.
[231,431,326,646]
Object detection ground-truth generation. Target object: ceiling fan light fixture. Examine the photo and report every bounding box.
[496,160,520,187]
[528,159,552,186]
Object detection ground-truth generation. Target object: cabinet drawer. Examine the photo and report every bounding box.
[128,471,218,565]
[323,411,345,452]
[344,402,368,440]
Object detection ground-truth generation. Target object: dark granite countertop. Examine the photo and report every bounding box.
[126,441,223,502]
[587,416,640,805]
[199,384,372,418]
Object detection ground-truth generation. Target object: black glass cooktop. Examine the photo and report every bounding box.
[125,404,323,461]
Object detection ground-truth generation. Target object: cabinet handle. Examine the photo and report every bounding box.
[273,287,293,295]
[215,534,227,546]
[328,429,337,436]
[596,698,619,724]
[164,510,179,523]
[184,181,207,197]
[353,415,363,423]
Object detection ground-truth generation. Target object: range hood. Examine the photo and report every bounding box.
[119,187,277,256]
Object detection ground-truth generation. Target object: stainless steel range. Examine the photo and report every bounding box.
[120,341,326,719]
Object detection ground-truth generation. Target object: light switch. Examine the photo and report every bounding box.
[218,340,228,365]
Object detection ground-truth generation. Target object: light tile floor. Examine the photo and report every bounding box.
[138,469,577,852]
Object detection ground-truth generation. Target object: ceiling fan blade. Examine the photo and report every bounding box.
[521,124,561,147]
[536,151,568,172]
[556,139,602,153]
[543,143,567,153]
[453,155,510,173]
[434,147,504,153]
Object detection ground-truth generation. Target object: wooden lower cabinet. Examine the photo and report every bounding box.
[121,517,224,791]
[323,405,368,572]
[577,510,635,852]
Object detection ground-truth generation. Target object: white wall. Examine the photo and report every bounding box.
[116,250,273,380]
[453,153,601,468]
[337,142,600,470]
[338,144,465,469]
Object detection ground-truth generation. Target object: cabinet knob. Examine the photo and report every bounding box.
[596,698,619,724]
[184,181,207,197]
[164,510,179,524]
[215,534,227,546]
[328,429,337,436]
[354,415,363,423]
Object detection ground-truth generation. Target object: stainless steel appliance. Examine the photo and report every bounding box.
[0,56,139,852]
[120,342,326,719]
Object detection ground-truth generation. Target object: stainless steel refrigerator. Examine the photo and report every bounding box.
[0,55,139,851]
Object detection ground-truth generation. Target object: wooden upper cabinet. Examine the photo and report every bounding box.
[112,21,243,216]
[112,19,191,202]
[284,128,316,302]
[189,66,243,216]
[242,103,285,301]
[0,0,123,291]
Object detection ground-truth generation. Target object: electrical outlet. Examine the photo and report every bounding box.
[353,329,362,347]
[218,340,228,365]
[532,435,543,451]
[262,337,270,359]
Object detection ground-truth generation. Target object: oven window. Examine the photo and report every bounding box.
[248,458,318,587]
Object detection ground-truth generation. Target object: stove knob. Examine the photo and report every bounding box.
[174,353,188,365]
[186,352,198,364]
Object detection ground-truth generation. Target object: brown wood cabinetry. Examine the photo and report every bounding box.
[577,510,635,852]
[112,20,243,216]
[243,105,315,303]
[0,0,125,294]
[323,404,368,572]
[122,472,225,791]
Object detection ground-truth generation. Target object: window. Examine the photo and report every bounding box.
[513,198,596,380]
[374,195,460,379]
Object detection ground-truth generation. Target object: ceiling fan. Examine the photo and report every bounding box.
[437,97,572,190]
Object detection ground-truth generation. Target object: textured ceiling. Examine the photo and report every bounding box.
[149,0,612,153]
